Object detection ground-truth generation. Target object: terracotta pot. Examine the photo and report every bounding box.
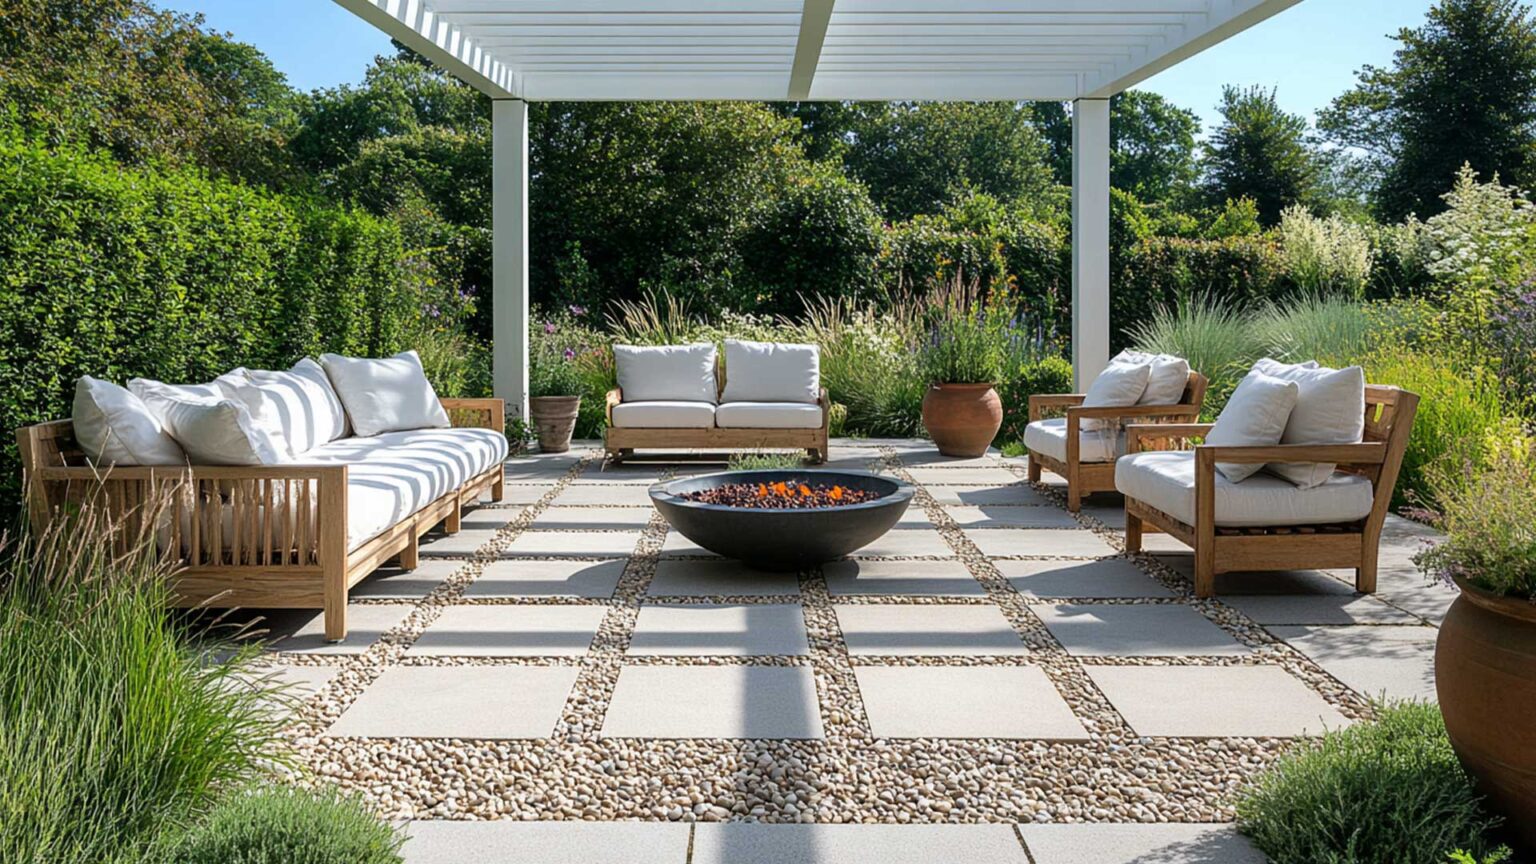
[528,395,581,453]
[921,382,1002,458]
[1437,576,1536,851]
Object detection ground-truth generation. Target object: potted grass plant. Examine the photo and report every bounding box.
[1416,450,1536,849]
[918,279,1009,457]
[528,317,587,453]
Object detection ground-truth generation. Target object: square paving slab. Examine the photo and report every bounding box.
[499,530,641,558]
[998,559,1174,599]
[463,559,627,598]
[352,560,463,599]
[629,604,809,656]
[647,559,800,596]
[692,824,1028,864]
[1019,823,1267,864]
[531,506,655,531]
[849,529,954,558]
[906,467,1022,486]
[259,604,412,655]
[601,665,823,738]
[1032,604,1248,656]
[1222,593,1421,625]
[968,529,1116,559]
[326,666,578,738]
[836,604,1029,656]
[503,458,581,482]
[855,665,1087,739]
[408,604,607,657]
[659,531,721,557]
[1269,624,1438,702]
[926,485,1053,507]
[822,559,985,596]
[896,451,1001,467]
[402,821,689,864]
[549,484,657,507]
[496,484,549,505]
[1086,665,1352,737]
[945,505,1079,529]
[417,528,498,556]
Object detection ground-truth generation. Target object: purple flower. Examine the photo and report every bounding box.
[544,321,557,335]
[563,347,576,361]
[568,304,587,317]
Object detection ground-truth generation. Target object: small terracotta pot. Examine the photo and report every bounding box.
[1437,576,1536,850]
[528,395,581,453]
[921,382,1003,458]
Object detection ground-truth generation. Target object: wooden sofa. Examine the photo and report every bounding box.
[17,398,505,641]
[1025,370,1208,512]
[1119,385,1418,598]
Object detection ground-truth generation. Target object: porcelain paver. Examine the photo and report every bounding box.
[529,506,655,530]
[351,560,463,599]
[1087,665,1352,737]
[550,484,657,506]
[855,665,1088,739]
[259,604,413,655]
[925,485,1054,506]
[692,823,1027,864]
[408,604,607,656]
[602,666,823,738]
[822,559,986,596]
[647,559,801,596]
[836,603,1030,656]
[629,604,810,656]
[499,530,642,558]
[944,505,1080,529]
[907,467,1023,486]
[849,528,955,558]
[1269,624,1438,702]
[326,666,578,738]
[402,821,689,864]
[463,559,627,598]
[998,559,1174,599]
[1223,593,1421,625]
[1032,604,1248,656]
[1019,823,1268,864]
[969,529,1117,558]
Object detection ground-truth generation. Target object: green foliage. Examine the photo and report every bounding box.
[1203,85,1323,225]
[1236,702,1502,864]
[1107,91,1203,206]
[739,167,884,316]
[802,296,928,438]
[1415,449,1536,598]
[1118,237,1282,352]
[727,451,809,471]
[1446,848,1513,864]
[1126,295,1264,412]
[165,787,403,864]
[998,356,1074,445]
[1252,293,1379,367]
[1204,197,1264,239]
[0,127,418,517]
[1321,0,1536,221]
[1276,206,1375,298]
[916,278,1020,386]
[0,511,283,864]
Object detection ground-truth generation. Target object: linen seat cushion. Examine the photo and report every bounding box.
[320,350,451,437]
[73,377,187,466]
[1079,357,1151,430]
[1250,358,1366,488]
[1115,451,1374,528]
[720,340,820,404]
[611,401,716,429]
[614,344,719,404]
[1023,418,1124,463]
[302,427,508,549]
[715,401,823,429]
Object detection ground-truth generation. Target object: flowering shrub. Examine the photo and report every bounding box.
[1415,450,1536,599]
[1276,205,1374,298]
[528,306,597,398]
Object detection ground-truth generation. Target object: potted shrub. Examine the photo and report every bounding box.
[528,318,586,453]
[1417,450,1536,850]
[917,284,1009,457]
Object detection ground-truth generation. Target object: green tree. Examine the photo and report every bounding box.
[1319,0,1536,221]
[1203,85,1321,225]
[1032,93,1200,206]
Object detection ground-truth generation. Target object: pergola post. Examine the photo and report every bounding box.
[1070,97,1111,391]
[492,98,529,422]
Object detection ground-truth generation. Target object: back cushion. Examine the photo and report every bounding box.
[1113,350,1191,405]
[1251,358,1366,488]
[1079,357,1151,430]
[243,358,350,456]
[320,350,451,437]
[614,344,718,403]
[73,376,187,466]
[720,339,820,404]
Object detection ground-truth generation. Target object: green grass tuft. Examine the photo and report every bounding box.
[164,786,403,864]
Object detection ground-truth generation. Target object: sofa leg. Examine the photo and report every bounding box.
[1027,454,1041,483]
[1194,540,1216,598]
[491,472,505,503]
[1066,486,1081,513]
[444,501,462,535]
[1356,545,1378,594]
[399,531,419,571]
[1125,510,1143,553]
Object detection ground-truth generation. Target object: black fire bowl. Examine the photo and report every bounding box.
[649,470,915,570]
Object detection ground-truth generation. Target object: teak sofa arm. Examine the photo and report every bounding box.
[1028,393,1086,421]
[440,398,505,433]
[604,388,622,424]
[1193,442,1388,466]
[1125,423,1214,454]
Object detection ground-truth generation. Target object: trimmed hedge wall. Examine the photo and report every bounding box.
[0,132,417,517]
[1117,235,1283,348]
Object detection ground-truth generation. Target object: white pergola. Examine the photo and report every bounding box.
[334,0,1300,418]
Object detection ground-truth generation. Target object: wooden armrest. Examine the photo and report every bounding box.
[604,388,622,425]
[1125,423,1214,454]
[1064,403,1202,421]
[1194,442,1388,466]
[1028,393,1085,421]
[440,397,505,432]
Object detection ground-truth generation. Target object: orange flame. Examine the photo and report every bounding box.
[829,486,844,500]
[798,484,812,497]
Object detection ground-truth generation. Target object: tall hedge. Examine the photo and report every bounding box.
[0,131,415,517]
[1117,235,1283,347]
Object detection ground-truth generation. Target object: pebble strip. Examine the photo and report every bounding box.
[275,446,1388,824]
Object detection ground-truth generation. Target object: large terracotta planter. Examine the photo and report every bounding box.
[921,382,1002,458]
[1436,576,1536,850]
[529,395,581,453]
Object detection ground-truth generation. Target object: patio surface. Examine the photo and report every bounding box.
[250,439,1451,862]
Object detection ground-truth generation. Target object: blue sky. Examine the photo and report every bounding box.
[160,0,1435,132]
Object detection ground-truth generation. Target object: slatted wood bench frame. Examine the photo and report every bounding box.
[1026,371,1209,512]
[1121,384,1419,598]
[602,356,830,463]
[17,397,505,641]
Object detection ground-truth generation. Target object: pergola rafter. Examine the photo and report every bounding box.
[334,0,1301,417]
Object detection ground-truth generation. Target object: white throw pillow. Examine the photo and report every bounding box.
[1206,371,1300,483]
[1079,358,1151,430]
[156,398,288,465]
[72,377,187,466]
[243,358,350,457]
[320,350,451,437]
[1251,358,1366,488]
[720,339,820,404]
[1114,350,1192,405]
[614,343,718,404]
[129,371,246,419]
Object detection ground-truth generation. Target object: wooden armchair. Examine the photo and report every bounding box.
[1120,385,1419,598]
[1025,371,1208,512]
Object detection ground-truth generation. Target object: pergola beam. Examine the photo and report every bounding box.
[1085,0,1302,97]
[332,0,518,97]
[789,0,836,99]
